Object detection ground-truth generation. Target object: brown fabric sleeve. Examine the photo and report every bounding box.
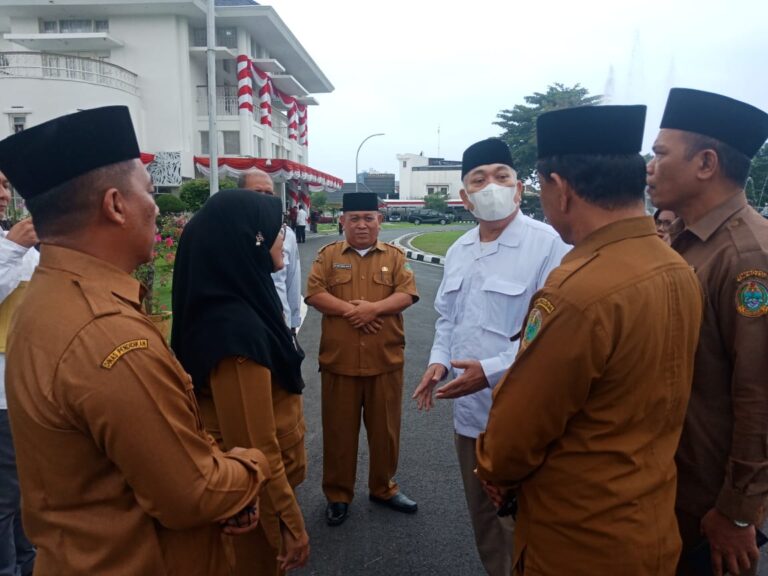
[208,358,306,542]
[59,316,269,530]
[392,250,419,303]
[476,293,607,486]
[715,256,768,524]
[305,249,330,300]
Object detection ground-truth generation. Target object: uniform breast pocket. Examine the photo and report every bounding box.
[438,275,463,322]
[328,271,352,298]
[480,278,528,337]
[372,271,394,299]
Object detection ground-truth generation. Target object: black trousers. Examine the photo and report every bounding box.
[296,225,306,243]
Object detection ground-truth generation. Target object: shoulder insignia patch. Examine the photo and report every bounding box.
[735,271,768,318]
[521,297,556,350]
[102,339,148,369]
[404,262,413,272]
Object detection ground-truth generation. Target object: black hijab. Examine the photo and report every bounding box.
[170,189,304,394]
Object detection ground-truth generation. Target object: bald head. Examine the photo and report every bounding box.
[239,169,274,195]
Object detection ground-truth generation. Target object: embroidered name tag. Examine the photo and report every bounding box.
[333,263,352,269]
[102,339,148,369]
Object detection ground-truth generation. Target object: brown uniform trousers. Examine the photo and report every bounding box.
[200,358,306,576]
[670,194,768,576]
[306,241,419,502]
[6,245,269,576]
[476,218,704,576]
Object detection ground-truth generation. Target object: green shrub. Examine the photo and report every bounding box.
[179,177,237,212]
[155,193,187,214]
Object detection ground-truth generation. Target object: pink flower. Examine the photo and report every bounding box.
[164,252,175,263]
[164,237,174,248]
[154,234,162,243]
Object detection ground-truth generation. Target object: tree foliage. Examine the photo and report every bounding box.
[747,143,768,211]
[423,190,449,212]
[179,177,237,212]
[155,193,187,214]
[310,191,328,213]
[494,83,602,183]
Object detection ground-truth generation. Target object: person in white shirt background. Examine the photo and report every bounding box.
[295,204,308,244]
[0,170,39,576]
[239,170,303,335]
[413,139,570,576]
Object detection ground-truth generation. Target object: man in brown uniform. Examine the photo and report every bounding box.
[647,88,768,576]
[0,106,270,576]
[476,105,704,575]
[306,192,419,526]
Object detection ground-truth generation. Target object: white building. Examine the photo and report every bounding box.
[396,152,463,201]
[0,0,340,197]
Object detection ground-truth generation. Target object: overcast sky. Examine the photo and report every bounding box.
[268,0,768,182]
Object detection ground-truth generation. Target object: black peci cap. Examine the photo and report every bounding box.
[342,192,379,212]
[0,105,141,199]
[537,105,647,158]
[461,138,514,179]
[660,88,768,158]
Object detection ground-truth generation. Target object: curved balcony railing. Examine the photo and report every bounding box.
[0,51,139,95]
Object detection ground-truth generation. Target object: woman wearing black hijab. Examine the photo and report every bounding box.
[171,189,309,575]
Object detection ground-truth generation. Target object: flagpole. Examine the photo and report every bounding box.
[206,0,219,194]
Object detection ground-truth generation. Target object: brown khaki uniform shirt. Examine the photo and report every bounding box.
[670,193,768,526]
[476,218,703,575]
[6,246,269,576]
[305,240,419,376]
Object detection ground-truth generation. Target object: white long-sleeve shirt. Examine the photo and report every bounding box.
[428,214,570,438]
[271,226,302,329]
[0,231,39,409]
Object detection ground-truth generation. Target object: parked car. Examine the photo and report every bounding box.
[317,214,334,224]
[388,212,402,222]
[407,209,455,225]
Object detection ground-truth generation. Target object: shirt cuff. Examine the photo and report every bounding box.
[0,236,30,259]
[480,357,509,389]
[427,350,451,372]
[715,487,767,526]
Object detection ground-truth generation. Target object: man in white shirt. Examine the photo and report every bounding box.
[239,170,302,332]
[0,170,39,576]
[295,204,308,244]
[413,139,569,576]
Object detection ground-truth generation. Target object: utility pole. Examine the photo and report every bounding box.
[206,0,219,194]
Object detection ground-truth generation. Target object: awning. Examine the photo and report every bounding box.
[194,156,342,192]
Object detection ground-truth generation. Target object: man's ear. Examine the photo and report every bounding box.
[460,188,473,212]
[696,149,719,182]
[515,180,523,203]
[548,173,572,214]
[101,187,127,225]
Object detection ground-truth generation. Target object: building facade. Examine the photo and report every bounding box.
[396,152,462,201]
[0,0,339,198]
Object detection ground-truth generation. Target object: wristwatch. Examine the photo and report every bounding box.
[733,519,751,528]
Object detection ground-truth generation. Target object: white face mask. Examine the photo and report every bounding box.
[467,183,518,221]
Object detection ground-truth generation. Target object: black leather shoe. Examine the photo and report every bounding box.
[369,492,418,514]
[325,502,349,526]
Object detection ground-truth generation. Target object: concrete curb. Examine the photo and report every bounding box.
[391,232,446,266]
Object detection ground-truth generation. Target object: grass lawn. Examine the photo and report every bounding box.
[410,230,466,256]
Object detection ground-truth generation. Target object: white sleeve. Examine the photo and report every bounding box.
[0,235,32,303]
[285,235,302,328]
[427,261,454,371]
[479,342,520,388]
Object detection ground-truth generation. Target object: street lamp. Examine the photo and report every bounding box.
[355,133,385,193]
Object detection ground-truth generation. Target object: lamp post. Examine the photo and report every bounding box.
[206,0,219,194]
[355,133,385,193]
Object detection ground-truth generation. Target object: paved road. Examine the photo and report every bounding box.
[291,227,768,576]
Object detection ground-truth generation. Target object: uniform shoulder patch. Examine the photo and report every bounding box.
[388,242,406,254]
[521,297,556,350]
[317,241,341,254]
[101,339,148,369]
[735,270,768,318]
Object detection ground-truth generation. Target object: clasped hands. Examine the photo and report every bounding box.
[343,299,383,334]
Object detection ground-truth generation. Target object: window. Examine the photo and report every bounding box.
[223,131,240,155]
[11,115,26,134]
[254,136,263,157]
[200,131,209,155]
[217,27,237,48]
[40,19,110,33]
[402,161,407,168]
[272,144,280,159]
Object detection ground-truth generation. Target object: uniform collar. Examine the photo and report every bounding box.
[679,192,747,243]
[39,244,143,307]
[341,240,387,254]
[458,212,527,247]
[564,217,656,263]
